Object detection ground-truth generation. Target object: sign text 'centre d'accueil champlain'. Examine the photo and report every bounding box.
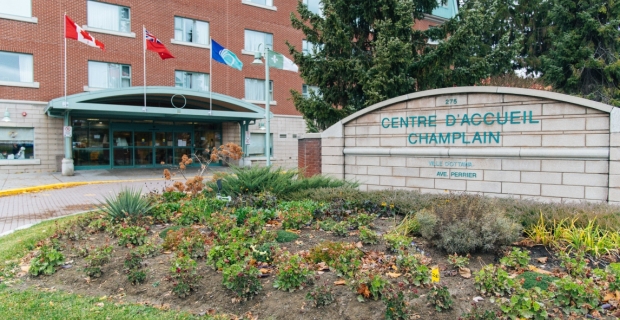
[380,105,539,145]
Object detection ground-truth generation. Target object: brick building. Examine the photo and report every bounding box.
[0,0,457,174]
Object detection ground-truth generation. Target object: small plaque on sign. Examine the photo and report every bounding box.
[245,131,251,145]
[63,126,72,138]
[431,267,440,283]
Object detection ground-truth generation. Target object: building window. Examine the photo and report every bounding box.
[88,61,131,89]
[244,0,274,7]
[245,78,273,102]
[303,0,322,15]
[174,17,209,45]
[87,1,130,33]
[302,40,321,56]
[0,127,34,160]
[302,84,320,98]
[248,132,273,156]
[0,51,33,83]
[244,30,273,52]
[175,71,210,91]
[0,0,31,17]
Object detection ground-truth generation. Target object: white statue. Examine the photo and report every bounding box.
[15,147,26,159]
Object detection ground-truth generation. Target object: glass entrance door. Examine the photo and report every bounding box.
[134,132,153,166]
[112,131,133,166]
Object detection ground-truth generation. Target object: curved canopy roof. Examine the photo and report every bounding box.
[46,86,267,122]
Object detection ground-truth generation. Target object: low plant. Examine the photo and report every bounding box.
[516,271,557,291]
[162,228,207,259]
[222,262,262,300]
[550,276,600,316]
[87,218,110,233]
[251,242,279,263]
[319,218,337,231]
[498,287,550,320]
[557,250,590,278]
[170,255,199,298]
[415,209,438,239]
[359,226,379,245]
[207,241,251,270]
[280,205,313,230]
[447,253,470,269]
[83,245,113,278]
[394,214,420,236]
[128,270,147,284]
[409,263,432,287]
[331,221,350,237]
[134,240,161,258]
[458,304,498,320]
[100,188,153,223]
[274,254,314,291]
[384,233,411,253]
[382,283,417,320]
[306,282,335,307]
[355,272,389,301]
[348,213,375,229]
[149,202,180,223]
[29,245,65,276]
[427,285,453,312]
[117,226,148,247]
[307,241,363,278]
[606,263,620,291]
[474,264,516,297]
[275,230,299,243]
[125,250,147,284]
[499,247,530,270]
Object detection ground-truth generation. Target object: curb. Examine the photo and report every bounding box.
[0,178,169,198]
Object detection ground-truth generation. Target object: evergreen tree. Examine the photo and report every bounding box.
[288,0,521,131]
[540,0,620,106]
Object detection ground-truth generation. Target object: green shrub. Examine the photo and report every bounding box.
[125,251,146,285]
[516,271,557,291]
[206,166,352,197]
[550,276,600,316]
[29,246,65,276]
[458,305,498,320]
[134,240,161,258]
[558,251,590,278]
[384,233,411,253]
[415,209,438,239]
[606,263,620,291]
[275,230,299,243]
[222,262,262,300]
[319,218,337,231]
[307,241,363,278]
[274,254,314,291]
[280,202,314,230]
[498,287,550,320]
[251,242,279,263]
[207,241,251,270]
[87,218,110,233]
[128,270,146,285]
[306,282,335,307]
[83,245,113,278]
[149,202,180,223]
[162,228,207,259]
[500,248,530,270]
[447,253,470,269]
[170,255,199,298]
[382,285,416,320]
[117,226,147,247]
[100,188,154,223]
[474,265,516,297]
[355,272,389,301]
[359,226,379,244]
[427,285,453,312]
[331,221,350,237]
[162,191,185,202]
[348,213,375,229]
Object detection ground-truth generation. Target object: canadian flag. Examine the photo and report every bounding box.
[65,15,104,50]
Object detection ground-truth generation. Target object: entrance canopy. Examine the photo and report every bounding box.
[46,86,267,122]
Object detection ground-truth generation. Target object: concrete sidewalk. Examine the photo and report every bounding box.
[0,167,230,236]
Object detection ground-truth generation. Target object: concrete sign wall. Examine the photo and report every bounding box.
[320,87,620,203]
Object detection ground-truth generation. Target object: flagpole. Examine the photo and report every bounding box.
[143,26,147,112]
[64,13,67,108]
[209,37,212,115]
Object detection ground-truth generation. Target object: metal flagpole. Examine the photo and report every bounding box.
[64,13,67,108]
[209,37,212,115]
[143,26,147,112]
[264,47,271,166]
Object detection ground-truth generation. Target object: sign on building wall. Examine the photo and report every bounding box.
[319,87,620,204]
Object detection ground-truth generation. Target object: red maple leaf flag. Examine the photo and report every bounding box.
[65,15,104,50]
[145,29,174,60]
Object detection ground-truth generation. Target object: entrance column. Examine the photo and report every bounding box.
[62,111,74,176]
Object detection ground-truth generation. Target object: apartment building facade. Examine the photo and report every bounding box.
[0,0,457,173]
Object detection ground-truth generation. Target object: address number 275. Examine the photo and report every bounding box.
[445,98,458,105]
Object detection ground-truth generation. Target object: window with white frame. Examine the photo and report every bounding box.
[302,40,321,56]
[244,0,273,7]
[0,127,34,160]
[174,17,209,45]
[0,0,32,17]
[87,1,130,33]
[303,0,322,15]
[244,30,273,52]
[88,61,131,89]
[245,78,273,102]
[302,84,320,98]
[248,132,273,156]
[175,71,209,91]
[0,51,33,83]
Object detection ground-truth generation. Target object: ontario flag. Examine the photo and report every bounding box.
[65,15,104,50]
[145,29,174,60]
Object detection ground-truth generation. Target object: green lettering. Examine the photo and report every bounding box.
[510,111,520,124]
[497,112,509,125]
[400,117,409,128]
[408,133,417,144]
[446,115,456,126]
[438,133,450,144]
[461,114,471,126]
[489,131,500,143]
[419,133,429,144]
[483,112,495,125]
[429,115,437,127]
[429,133,437,144]
[472,131,482,143]
[529,111,539,124]
[470,113,482,125]
[391,117,398,128]
[419,116,427,127]
[452,132,462,143]
[381,118,390,128]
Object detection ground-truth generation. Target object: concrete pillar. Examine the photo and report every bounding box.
[61,111,74,176]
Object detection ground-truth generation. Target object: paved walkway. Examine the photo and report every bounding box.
[0,168,228,236]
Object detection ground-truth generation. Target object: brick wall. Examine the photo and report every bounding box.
[298,133,321,177]
[0,0,307,116]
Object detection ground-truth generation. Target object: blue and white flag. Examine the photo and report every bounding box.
[211,39,243,71]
